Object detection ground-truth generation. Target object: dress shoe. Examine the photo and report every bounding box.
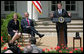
[39,34,44,38]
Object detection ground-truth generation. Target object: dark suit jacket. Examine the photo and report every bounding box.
[21,18,34,33]
[7,19,19,32]
[53,9,70,18]
[52,9,70,28]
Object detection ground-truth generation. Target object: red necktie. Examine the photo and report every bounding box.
[27,18,30,26]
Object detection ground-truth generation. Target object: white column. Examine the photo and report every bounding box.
[27,1,32,19]
[27,1,38,21]
[33,5,38,21]
[78,1,83,18]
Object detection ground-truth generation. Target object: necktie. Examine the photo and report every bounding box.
[27,18,30,26]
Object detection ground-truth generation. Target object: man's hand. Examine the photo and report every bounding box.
[26,26,30,28]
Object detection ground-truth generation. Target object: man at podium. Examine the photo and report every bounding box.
[50,3,71,47]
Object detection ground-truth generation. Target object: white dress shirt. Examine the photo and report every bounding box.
[58,9,62,14]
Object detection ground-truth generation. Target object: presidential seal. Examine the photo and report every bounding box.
[58,17,64,23]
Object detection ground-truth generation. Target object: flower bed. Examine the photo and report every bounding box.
[42,44,83,53]
[42,47,83,53]
[1,44,83,53]
[1,36,6,47]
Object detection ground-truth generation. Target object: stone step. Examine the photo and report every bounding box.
[36,20,83,23]
[35,27,83,29]
[36,29,83,32]
[35,29,83,32]
[37,18,83,21]
[18,43,29,46]
[35,20,83,26]
[18,32,83,46]
[36,23,83,25]
[18,33,83,45]
[21,32,83,38]
[37,32,83,37]
[36,22,83,25]
[35,25,83,27]
[19,32,83,43]
[18,20,83,45]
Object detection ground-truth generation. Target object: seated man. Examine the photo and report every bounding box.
[21,12,44,38]
[24,37,42,53]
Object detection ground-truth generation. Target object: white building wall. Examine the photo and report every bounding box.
[27,1,32,19]
[32,5,38,21]
[1,1,16,15]
[17,1,27,17]
[1,1,83,20]
[77,1,83,19]
[1,1,4,15]
[38,1,49,18]
[27,1,38,21]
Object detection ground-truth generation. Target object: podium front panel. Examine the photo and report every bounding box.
[52,18,71,23]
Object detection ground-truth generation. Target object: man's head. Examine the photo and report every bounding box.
[24,12,29,18]
[28,37,36,44]
[24,37,36,53]
[57,3,62,9]
[24,46,33,53]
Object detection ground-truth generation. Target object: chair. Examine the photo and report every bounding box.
[73,37,81,49]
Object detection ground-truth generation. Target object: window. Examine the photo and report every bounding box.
[65,1,76,11]
[51,1,61,11]
[4,1,14,11]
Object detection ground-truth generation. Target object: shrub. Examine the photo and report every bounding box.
[1,19,4,25]
[1,36,5,47]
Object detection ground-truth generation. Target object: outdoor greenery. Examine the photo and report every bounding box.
[42,44,83,53]
[1,12,37,47]
[1,12,22,47]
[42,47,83,53]
[1,19,4,25]
[1,44,83,53]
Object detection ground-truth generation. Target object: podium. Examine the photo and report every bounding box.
[52,17,71,47]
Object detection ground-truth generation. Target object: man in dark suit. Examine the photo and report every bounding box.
[50,3,71,47]
[21,12,44,38]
